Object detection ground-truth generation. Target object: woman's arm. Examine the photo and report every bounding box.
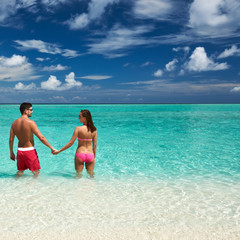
[55,128,78,154]
[92,131,97,157]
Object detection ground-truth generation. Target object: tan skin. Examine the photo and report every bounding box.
[53,112,97,177]
[9,107,55,177]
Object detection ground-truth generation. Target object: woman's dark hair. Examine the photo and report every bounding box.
[81,109,96,133]
[20,102,32,114]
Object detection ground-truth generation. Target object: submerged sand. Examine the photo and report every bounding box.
[1,176,240,239]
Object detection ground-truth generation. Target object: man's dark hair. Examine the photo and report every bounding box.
[20,102,32,114]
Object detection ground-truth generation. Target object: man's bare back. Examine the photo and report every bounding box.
[11,116,35,148]
[9,103,55,176]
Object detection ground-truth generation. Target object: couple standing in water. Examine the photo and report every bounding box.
[9,102,97,177]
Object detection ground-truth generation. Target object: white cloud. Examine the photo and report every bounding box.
[123,63,130,67]
[230,87,240,92]
[36,57,50,62]
[80,75,112,80]
[41,72,82,90]
[64,72,82,88]
[51,96,65,100]
[41,75,62,90]
[186,47,229,72]
[141,61,153,67]
[0,54,27,67]
[14,82,36,90]
[133,0,172,20]
[62,49,81,58]
[48,95,67,102]
[119,78,240,96]
[88,25,153,58]
[172,46,190,54]
[43,64,68,71]
[0,1,17,24]
[41,0,69,7]
[67,13,89,30]
[15,39,61,54]
[36,58,44,62]
[120,79,164,86]
[165,59,178,72]
[0,54,40,81]
[66,0,119,29]
[88,0,119,19]
[15,40,80,58]
[0,0,37,26]
[189,0,240,38]
[218,45,240,59]
[72,96,82,100]
[0,0,73,26]
[119,80,171,87]
[153,69,163,77]
[190,0,228,27]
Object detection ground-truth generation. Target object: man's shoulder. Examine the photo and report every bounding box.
[12,118,21,126]
[11,119,18,125]
[28,119,37,126]
[11,118,36,130]
[11,120,16,130]
[21,118,36,128]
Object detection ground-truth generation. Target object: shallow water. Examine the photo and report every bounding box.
[1,104,240,239]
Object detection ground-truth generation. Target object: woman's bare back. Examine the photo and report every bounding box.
[76,125,97,153]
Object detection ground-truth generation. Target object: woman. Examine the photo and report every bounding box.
[53,110,97,177]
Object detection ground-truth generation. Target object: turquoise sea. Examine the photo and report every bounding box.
[0,104,240,239]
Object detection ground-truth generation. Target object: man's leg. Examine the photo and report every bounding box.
[16,170,24,177]
[32,170,40,178]
[30,149,41,178]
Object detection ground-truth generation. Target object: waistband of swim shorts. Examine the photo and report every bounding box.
[18,147,35,151]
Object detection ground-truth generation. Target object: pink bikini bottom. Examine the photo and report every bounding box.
[75,153,94,163]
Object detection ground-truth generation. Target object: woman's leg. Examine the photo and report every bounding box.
[75,155,84,176]
[85,159,95,178]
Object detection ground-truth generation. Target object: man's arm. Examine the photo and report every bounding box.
[9,126,15,161]
[31,121,54,151]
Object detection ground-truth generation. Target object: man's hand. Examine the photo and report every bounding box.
[51,149,59,155]
[10,152,15,161]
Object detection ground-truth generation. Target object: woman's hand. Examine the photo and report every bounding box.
[52,149,60,155]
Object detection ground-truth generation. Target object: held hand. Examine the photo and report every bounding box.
[53,150,60,155]
[10,152,15,161]
[51,148,56,154]
[52,149,60,155]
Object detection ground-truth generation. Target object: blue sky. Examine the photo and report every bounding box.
[0,0,240,103]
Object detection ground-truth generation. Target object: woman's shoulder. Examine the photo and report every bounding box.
[76,125,84,131]
[76,125,89,132]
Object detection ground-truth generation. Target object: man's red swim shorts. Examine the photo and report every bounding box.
[17,147,41,172]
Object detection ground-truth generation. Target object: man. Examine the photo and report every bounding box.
[9,102,55,177]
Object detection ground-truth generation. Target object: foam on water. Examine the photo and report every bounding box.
[1,104,240,239]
